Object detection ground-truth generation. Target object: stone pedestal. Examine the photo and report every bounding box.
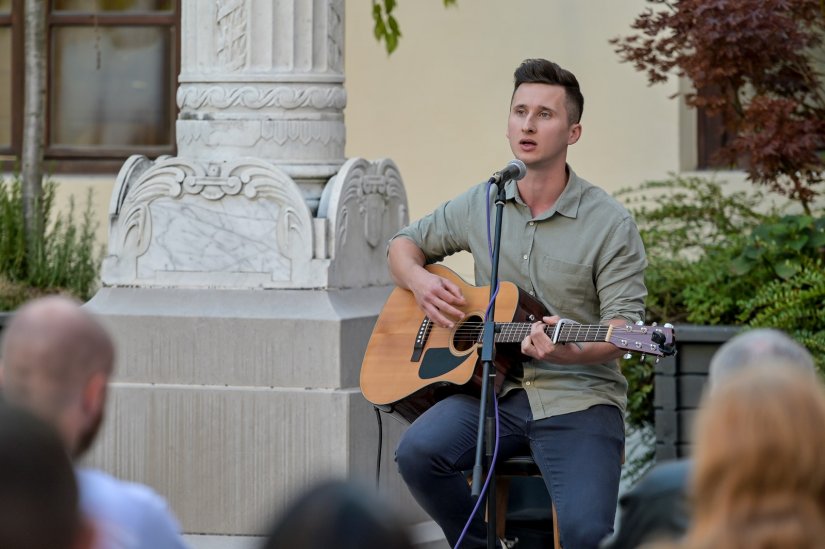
[84,286,424,535]
[84,0,429,542]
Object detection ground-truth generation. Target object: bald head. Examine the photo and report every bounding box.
[0,296,114,454]
[708,328,816,390]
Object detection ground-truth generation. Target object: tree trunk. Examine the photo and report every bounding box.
[21,0,46,260]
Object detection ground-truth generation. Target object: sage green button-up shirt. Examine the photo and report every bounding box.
[392,167,647,420]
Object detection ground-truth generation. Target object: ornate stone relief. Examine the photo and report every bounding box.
[216,0,249,71]
[327,0,344,73]
[177,85,347,112]
[177,120,346,152]
[319,158,408,287]
[103,155,326,289]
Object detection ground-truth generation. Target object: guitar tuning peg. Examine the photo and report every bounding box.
[655,357,661,364]
[664,323,674,329]
[639,355,647,363]
[635,320,644,326]
[623,353,632,360]
[651,321,658,327]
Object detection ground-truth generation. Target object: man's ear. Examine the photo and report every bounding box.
[567,123,582,145]
[82,371,108,417]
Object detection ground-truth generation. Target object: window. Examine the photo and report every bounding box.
[696,43,825,171]
[0,0,17,155]
[696,87,732,171]
[0,0,179,173]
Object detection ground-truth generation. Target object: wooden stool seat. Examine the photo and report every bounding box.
[495,455,561,549]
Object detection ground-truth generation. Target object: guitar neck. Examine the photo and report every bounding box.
[494,323,611,344]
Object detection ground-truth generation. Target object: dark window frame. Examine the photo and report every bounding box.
[0,2,23,162]
[0,0,180,174]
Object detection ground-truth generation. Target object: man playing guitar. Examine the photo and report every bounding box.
[387,59,648,549]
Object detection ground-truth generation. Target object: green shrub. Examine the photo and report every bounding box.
[616,175,825,426]
[0,175,103,310]
[616,176,824,481]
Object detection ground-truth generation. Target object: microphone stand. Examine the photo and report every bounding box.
[469,177,509,549]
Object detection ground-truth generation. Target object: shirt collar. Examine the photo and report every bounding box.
[503,165,584,219]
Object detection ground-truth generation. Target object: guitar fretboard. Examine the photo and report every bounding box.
[447,322,612,344]
[494,323,611,344]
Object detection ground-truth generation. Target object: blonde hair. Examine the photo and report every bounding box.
[682,365,825,549]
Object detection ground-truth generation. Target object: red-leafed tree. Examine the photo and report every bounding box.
[611,0,825,214]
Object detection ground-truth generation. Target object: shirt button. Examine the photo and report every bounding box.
[528,221,535,226]
[523,254,528,260]
[525,381,532,386]
[529,290,535,296]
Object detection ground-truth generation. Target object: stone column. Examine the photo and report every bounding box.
[85,0,422,541]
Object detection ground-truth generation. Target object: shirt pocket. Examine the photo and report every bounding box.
[539,256,597,314]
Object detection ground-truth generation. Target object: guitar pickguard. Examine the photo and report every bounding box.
[418,348,467,379]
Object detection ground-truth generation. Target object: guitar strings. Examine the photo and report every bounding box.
[435,322,612,342]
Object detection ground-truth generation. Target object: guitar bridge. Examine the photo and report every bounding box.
[410,317,433,362]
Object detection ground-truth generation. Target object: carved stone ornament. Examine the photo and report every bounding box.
[103,155,407,289]
[102,155,330,289]
[319,157,408,287]
[216,0,248,71]
[177,84,347,112]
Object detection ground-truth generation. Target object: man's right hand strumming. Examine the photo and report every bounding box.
[388,237,466,328]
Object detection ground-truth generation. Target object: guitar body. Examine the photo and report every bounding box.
[360,264,546,424]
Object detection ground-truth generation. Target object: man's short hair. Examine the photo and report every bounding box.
[709,328,816,390]
[513,58,584,124]
[0,296,114,423]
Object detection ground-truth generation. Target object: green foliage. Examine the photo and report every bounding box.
[616,176,825,432]
[0,175,103,310]
[617,176,771,323]
[372,0,457,54]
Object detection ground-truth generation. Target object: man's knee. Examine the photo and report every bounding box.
[395,427,434,482]
[557,509,614,549]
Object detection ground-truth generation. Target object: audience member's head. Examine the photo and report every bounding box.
[0,403,94,549]
[0,295,115,457]
[260,479,414,549]
[708,328,816,390]
[684,366,825,548]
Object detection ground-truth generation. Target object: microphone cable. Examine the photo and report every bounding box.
[374,406,383,488]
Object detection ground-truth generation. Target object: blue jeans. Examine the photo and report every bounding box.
[395,390,624,548]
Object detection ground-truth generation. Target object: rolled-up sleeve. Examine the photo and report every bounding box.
[390,187,476,263]
[595,216,648,324]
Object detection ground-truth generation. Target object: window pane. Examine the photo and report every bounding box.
[50,26,173,149]
[53,0,172,12]
[0,28,10,148]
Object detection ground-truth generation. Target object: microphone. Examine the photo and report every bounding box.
[490,159,527,184]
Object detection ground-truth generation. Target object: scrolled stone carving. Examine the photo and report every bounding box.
[177,85,347,112]
[103,155,321,289]
[319,157,408,287]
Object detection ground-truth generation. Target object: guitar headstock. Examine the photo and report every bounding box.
[609,322,676,359]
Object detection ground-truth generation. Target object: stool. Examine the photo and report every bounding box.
[495,455,561,549]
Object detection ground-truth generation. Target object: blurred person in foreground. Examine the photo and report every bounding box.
[674,364,825,548]
[602,328,817,549]
[0,403,94,549]
[260,479,414,549]
[0,295,189,549]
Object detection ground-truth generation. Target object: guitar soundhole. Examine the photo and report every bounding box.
[453,314,483,352]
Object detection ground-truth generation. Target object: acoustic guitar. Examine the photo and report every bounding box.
[360,264,676,423]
